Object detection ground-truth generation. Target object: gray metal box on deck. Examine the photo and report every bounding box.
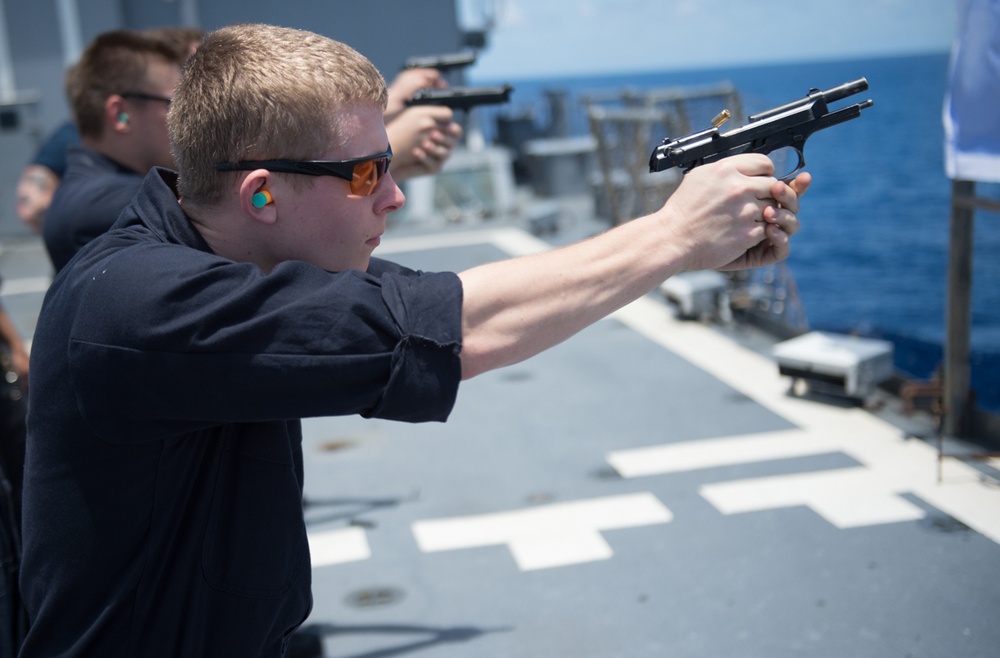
[773,331,894,399]
[659,270,730,321]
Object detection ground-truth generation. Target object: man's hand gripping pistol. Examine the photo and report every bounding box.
[649,78,873,181]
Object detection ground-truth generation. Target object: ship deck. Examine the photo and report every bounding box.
[2,206,999,658]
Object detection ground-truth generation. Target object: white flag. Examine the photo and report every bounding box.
[943,0,1000,182]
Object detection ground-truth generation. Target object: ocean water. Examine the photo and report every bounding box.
[474,53,1000,412]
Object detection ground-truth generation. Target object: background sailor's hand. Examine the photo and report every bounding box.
[387,106,463,181]
[15,164,58,233]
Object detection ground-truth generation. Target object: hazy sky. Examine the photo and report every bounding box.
[459,0,957,80]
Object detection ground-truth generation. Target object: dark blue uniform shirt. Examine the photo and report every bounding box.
[20,169,464,657]
[31,121,80,178]
[42,145,145,272]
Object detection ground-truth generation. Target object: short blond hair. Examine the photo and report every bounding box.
[168,24,388,204]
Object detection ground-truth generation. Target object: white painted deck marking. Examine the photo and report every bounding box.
[379,227,548,258]
[308,527,371,567]
[412,493,672,571]
[0,275,51,297]
[699,466,927,528]
[608,429,838,477]
[609,430,929,529]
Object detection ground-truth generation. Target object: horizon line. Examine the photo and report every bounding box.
[469,48,950,84]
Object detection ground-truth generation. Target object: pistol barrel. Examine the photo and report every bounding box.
[749,78,869,123]
[821,77,869,103]
[405,84,513,111]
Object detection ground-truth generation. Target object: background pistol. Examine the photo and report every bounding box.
[403,51,477,72]
[649,78,874,181]
[405,85,514,113]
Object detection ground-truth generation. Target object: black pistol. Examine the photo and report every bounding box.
[405,85,514,113]
[403,51,478,72]
[649,78,873,181]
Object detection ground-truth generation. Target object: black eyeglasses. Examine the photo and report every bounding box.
[121,91,173,105]
[214,148,393,197]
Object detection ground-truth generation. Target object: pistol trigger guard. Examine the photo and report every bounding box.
[778,147,806,183]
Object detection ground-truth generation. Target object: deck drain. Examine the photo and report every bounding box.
[344,586,405,608]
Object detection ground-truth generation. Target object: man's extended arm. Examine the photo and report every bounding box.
[457,155,808,379]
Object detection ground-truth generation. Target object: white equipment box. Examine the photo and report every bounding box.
[773,331,894,399]
[659,270,730,321]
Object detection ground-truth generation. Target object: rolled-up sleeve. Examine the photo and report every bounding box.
[367,269,463,422]
[64,250,464,441]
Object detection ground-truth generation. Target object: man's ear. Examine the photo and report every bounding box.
[239,170,277,224]
[107,95,129,132]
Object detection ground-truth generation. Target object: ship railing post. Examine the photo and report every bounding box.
[943,179,976,438]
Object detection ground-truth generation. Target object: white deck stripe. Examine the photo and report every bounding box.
[308,527,371,567]
[412,493,672,571]
[608,429,837,477]
[379,227,548,257]
[0,275,51,296]
[699,466,928,529]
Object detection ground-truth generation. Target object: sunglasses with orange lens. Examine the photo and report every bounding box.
[214,147,393,196]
